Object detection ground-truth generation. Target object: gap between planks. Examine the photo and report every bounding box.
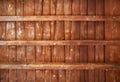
[0,63,120,70]
[0,40,119,46]
[0,16,120,21]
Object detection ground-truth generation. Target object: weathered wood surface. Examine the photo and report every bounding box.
[95,0,105,82]
[0,16,120,21]
[0,0,120,82]
[0,40,119,46]
[105,0,120,82]
[0,63,120,70]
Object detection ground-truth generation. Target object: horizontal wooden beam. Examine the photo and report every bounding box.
[0,40,119,46]
[0,63,120,70]
[0,16,120,21]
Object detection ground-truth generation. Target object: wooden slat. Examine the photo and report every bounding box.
[0,16,120,21]
[0,0,9,82]
[51,0,59,82]
[0,40,119,46]
[88,0,96,82]
[0,63,120,70]
[64,0,72,82]
[24,0,36,82]
[43,0,52,82]
[35,0,44,82]
[80,0,88,82]
[55,0,66,82]
[95,0,105,82]
[72,0,81,81]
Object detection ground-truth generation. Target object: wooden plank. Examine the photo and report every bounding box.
[88,0,96,82]
[0,63,120,70]
[95,0,105,82]
[35,0,44,82]
[80,0,88,82]
[0,69,9,82]
[6,0,17,82]
[0,40,119,46]
[105,0,117,82]
[64,0,72,82]
[43,0,51,82]
[16,0,26,82]
[0,16,120,21]
[24,0,35,82]
[50,0,59,82]
[55,0,66,82]
[105,0,120,82]
[111,0,120,81]
[0,0,8,82]
[105,0,113,82]
[72,0,80,82]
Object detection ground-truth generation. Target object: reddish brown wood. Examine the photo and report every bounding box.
[5,0,17,82]
[105,0,120,82]
[43,0,51,82]
[24,0,36,82]
[16,0,26,82]
[64,0,72,82]
[50,0,59,82]
[0,40,119,46]
[35,0,44,82]
[0,63,120,70]
[55,0,66,82]
[95,0,105,82]
[72,0,81,81]
[0,0,8,82]
[0,16,120,21]
[80,0,88,81]
[0,0,120,82]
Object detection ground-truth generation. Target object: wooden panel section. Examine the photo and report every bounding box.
[80,0,88,82]
[50,0,59,82]
[0,0,120,82]
[0,0,9,82]
[43,0,51,82]
[16,0,26,82]
[64,0,72,82]
[35,0,44,82]
[88,0,96,82]
[55,0,65,82]
[6,0,17,82]
[24,0,35,82]
[95,0,105,82]
[105,0,120,82]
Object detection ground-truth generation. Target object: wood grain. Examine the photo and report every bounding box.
[0,16,120,21]
[6,0,16,82]
[80,0,88,81]
[88,0,96,82]
[0,0,119,82]
[105,0,120,82]
[24,0,35,82]
[0,63,120,70]
[95,0,105,82]
[64,0,72,82]
[35,0,44,82]
[16,0,26,82]
[0,40,119,46]
[55,0,66,82]
[0,0,8,82]
[43,0,51,82]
